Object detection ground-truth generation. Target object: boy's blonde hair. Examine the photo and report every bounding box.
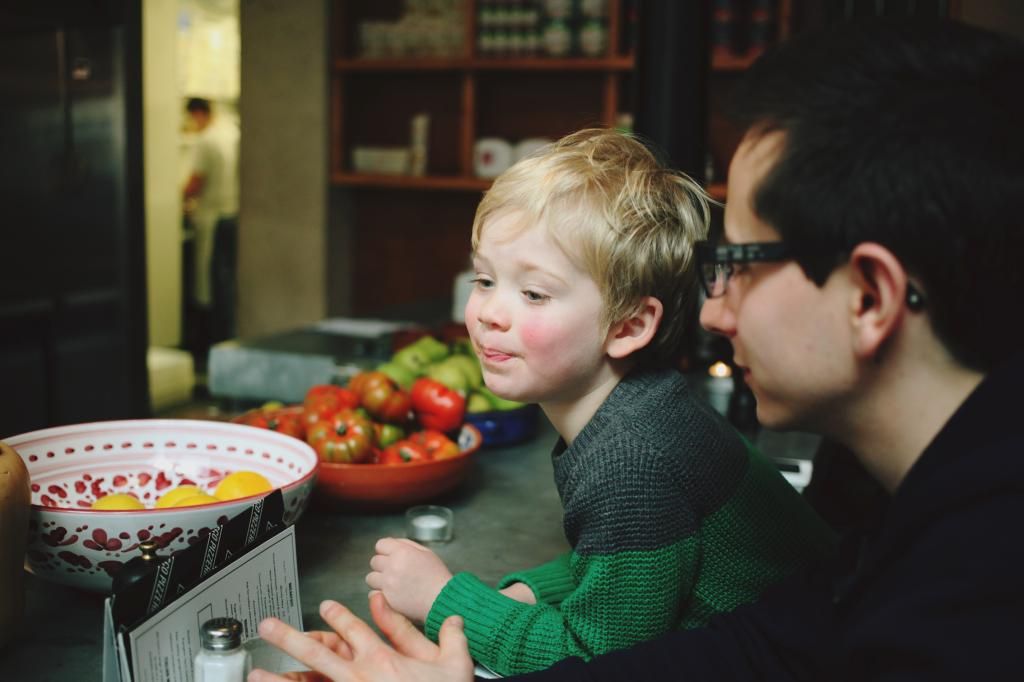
[471,128,710,368]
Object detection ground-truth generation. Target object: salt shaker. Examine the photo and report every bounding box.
[194,617,251,682]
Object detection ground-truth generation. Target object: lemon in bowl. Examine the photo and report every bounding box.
[91,493,145,511]
[214,471,273,501]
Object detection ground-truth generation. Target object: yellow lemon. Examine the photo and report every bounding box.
[171,492,220,508]
[154,485,203,509]
[213,471,273,501]
[92,493,145,510]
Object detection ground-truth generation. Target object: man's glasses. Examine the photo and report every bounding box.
[695,239,926,311]
[695,241,792,299]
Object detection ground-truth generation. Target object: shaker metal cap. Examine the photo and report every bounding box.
[200,617,243,651]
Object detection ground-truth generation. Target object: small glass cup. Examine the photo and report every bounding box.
[406,505,454,543]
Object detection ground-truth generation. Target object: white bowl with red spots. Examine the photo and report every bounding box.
[5,419,319,593]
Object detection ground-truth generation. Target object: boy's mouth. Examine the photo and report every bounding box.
[479,346,514,363]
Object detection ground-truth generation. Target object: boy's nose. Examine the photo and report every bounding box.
[699,295,736,338]
[475,294,510,331]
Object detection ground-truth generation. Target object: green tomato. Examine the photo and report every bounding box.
[392,345,431,375]
[443,354,483,390]
[411,335,449,362]
[426,361,470,392]
[377,361,417,389]
[375,422,405,448]
[466,391,495,413]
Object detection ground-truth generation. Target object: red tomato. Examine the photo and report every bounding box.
[409,429,460,460]
[410,378,466,433]
[266,411,305,439]
[237,410,305,440]
[306,409,375,463]
[348,371,413,423]
[237,412,271,429]
[378,439,430,465]
[303,384,360,425]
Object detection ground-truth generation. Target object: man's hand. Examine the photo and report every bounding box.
[366,537,454,623]
[248,592,474,682]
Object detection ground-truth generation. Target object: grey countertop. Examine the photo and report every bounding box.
[5,409,818,681]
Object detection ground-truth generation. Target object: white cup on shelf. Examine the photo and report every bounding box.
[473,137,513,179]
[514,137,553,162]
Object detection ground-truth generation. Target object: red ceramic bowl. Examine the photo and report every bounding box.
[232,407,482,509]
[315,424,481,509]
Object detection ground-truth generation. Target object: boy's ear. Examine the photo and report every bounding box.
[606,296,663,359]
[847,243,913,360]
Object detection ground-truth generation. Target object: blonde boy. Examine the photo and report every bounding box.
[366,129,834,675]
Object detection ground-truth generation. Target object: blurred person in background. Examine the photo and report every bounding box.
[183,96,239,363]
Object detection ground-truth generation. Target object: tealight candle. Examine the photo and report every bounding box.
[406,505,454,543]
[705,361,734,416]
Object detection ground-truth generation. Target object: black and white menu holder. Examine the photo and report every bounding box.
[102,491,307,682]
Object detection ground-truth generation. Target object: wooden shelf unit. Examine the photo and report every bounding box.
[330,0,635,190]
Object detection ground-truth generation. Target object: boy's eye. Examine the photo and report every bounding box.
[523,290,549,303]
[470,276,493,289]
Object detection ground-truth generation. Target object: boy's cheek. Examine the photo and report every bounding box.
[519,319,558,351]
[463,295,478,324]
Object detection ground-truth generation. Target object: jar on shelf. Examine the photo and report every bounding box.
[580,0,608,18]
[542,19,572,57]
[578,19,607,57]
[542,0,573,20]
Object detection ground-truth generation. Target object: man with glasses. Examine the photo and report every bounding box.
[250,19,1023,682]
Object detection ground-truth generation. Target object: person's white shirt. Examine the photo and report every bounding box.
[188,117,238,306]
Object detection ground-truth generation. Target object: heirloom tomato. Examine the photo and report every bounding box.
[303,384,360,426]
[378,439,430,466]
[410,377,466,433]
[409,429,460,460]
[306,408,375,463]
[237,409,305,439]
[348,371,413,423]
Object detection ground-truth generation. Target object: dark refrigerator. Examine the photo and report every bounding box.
[0,1,149,436]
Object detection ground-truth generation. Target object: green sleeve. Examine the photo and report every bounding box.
[425,537,700,675]
[496,552,575,606]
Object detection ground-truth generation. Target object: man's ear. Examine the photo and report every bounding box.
[606,296,663,359]
[847,243,913,360]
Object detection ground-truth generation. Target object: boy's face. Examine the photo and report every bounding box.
[699,132,857,434]
[465,212,615,406]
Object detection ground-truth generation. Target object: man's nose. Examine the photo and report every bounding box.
[699,295,736,338]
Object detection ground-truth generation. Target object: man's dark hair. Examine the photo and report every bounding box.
[186,97,211,114]
[728,20,1024,372]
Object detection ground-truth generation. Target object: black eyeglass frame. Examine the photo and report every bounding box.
[694,240,926,311]
[695,241,793,299]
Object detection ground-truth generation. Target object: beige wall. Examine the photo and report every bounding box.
[143,0,183,347]
[237,0,330,337]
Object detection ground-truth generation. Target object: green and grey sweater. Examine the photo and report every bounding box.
[425,368,836,675]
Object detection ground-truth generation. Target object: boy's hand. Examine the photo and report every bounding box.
[249,593,473,682]
[498,581,537,604]
[366,537,454,623]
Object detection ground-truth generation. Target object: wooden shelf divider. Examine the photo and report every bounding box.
[330,172,491,192]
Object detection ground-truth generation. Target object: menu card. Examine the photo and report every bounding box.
[102,491,306,682]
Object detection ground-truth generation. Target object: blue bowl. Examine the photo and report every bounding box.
[463,404,540,448]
